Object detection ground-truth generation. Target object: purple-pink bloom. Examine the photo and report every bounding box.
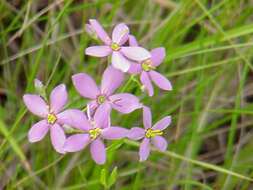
[128,35,172,96]
[64,103,128,164]
[72,66,142,118]
[128,106,171,162]
[85,19,151,72]
[23,84,87,154]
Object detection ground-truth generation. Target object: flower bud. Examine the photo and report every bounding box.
[34,78,47,101]
[85,24,98,40]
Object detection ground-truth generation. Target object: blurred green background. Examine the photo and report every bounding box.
[1,0,253,189]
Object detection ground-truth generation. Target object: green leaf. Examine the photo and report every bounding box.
[100,168,107,187]
[108,167,118,188]
[106,139,124,153]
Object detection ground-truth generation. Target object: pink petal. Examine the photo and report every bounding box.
[139,137,150,162]
[101,66,124,96]
[57,109,91,131]
[140,72,154,96]
[127,62,142,75]
[87,100,98,118]
[50,123,66,154]
[90,138,106,164]
[110,93,142,114]
[152,116,171,131]
[121,47,151,61]
[112,23,129,45]
[94,102,111,129]
[72,73,100,99]
[49,84,67,114]
[64,134,90,152]
[111,51,130,72]
[100,127,128,139]
[151,136,168,152]
[89,19,111,45]
[149,47,166,67]
[143,106,152,129]
[28,119,49,142]
[85,46,112,57]
[23,94,48,117]
[149,70,172,91]
[127,127,145,140]
[128,35,138,46]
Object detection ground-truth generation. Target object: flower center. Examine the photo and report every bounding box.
[141,60,155,71]
[47,113,57,124]
[97,95,107,104]
[110,42,120,51]
[145,129,163,138]
[89,128,101,139]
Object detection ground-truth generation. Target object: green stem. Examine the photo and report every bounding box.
[124,139,253,182]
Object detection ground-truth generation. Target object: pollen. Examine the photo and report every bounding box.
[97,95,107,104]
[110,42,120,51]
[145,129,163,138]
[89,128,101,139]
[47,113,57,124]
[141,60,156,71]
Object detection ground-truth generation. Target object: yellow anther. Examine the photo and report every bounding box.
[97,95,107,104]
[46,105,50,110]
[50,109,55,113]
[89,128,101,139]
[145,129,163,138]
[141,60,156,71]
[106,37,111,41]
[90,121,95,127]
[47,113,57,124]
[110,42,120,51]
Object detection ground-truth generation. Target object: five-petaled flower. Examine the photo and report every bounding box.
[23,84,87,153]
[72,66,142,118]
[127,35,172,96]
[64,103,128,164]
[128,106,171,161]
[85,19,151,72]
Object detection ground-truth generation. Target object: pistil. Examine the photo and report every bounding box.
[110,42,121,51]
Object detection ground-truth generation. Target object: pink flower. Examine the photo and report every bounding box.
[72,66,142,119]
[23,84,87,153]
[128,106,171,162]
[85,19,151,72]
[128,35,172,96]
[64,104,128,164]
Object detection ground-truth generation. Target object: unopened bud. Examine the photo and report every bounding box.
[34,78,47,101]
[85,24,98,40]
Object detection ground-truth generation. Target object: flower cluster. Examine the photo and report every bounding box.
[23,19,172,164]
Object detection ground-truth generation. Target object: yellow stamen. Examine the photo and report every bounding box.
[90,121,95,127]
[145,129,163,138]
[141,60,156,71]
[97,95,107,104]
[89,128,101,139]
[110,42,120,51]
[47,113,57,124]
